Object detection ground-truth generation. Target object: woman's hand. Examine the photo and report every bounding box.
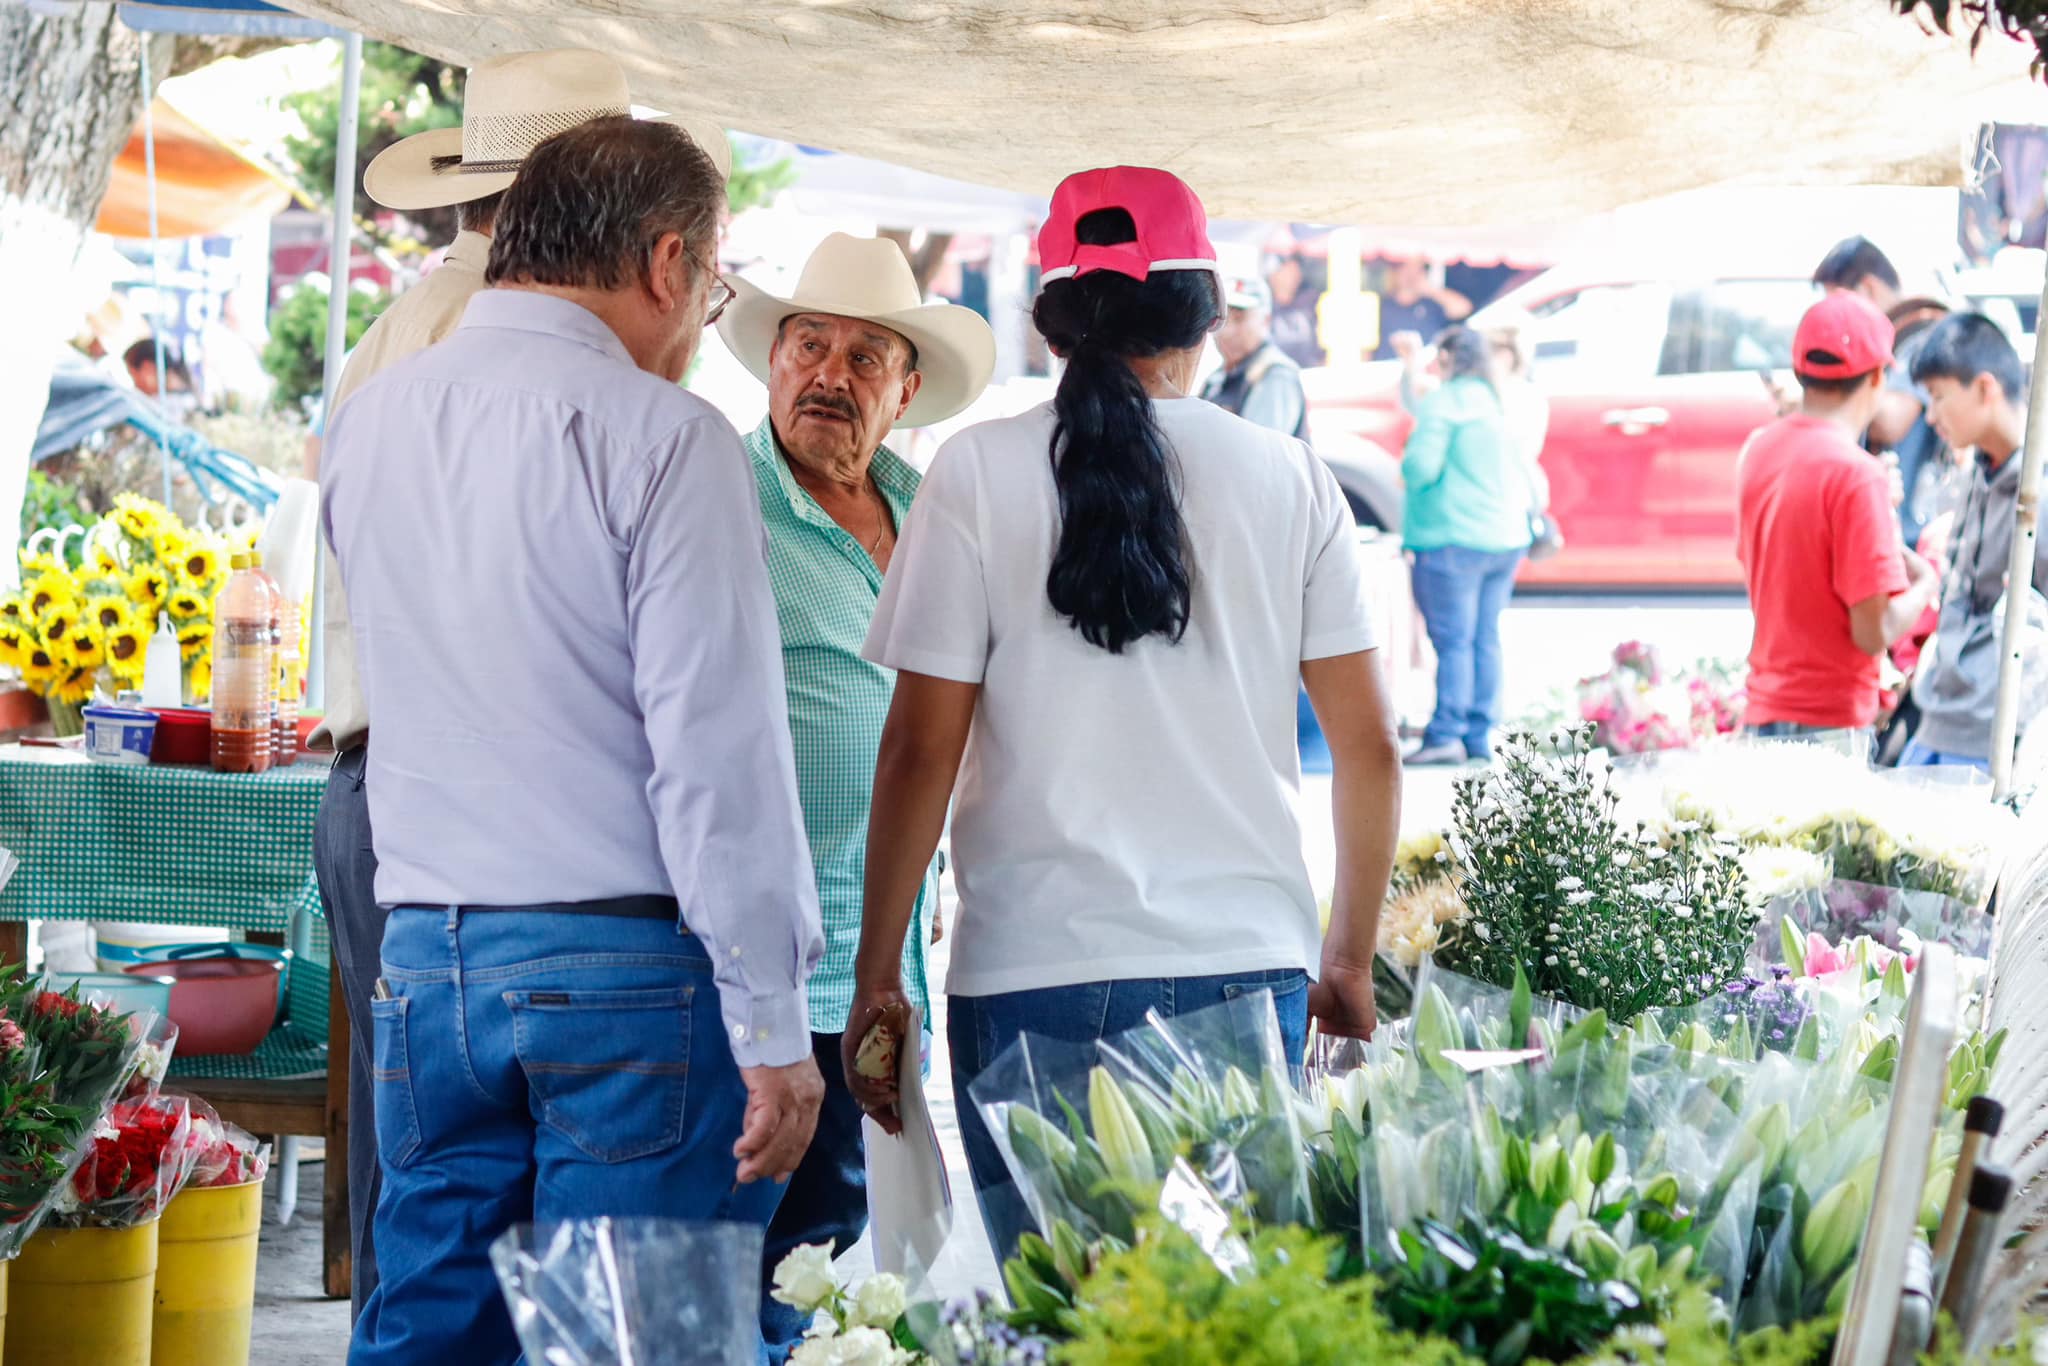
[840,983,915,1136]
[1308,954,1378,1041]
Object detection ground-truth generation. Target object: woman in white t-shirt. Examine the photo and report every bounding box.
[840,167,1402,1260]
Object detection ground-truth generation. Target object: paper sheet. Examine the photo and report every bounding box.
[863,1009,952,1277]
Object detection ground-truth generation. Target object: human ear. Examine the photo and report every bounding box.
[895,369,924,421]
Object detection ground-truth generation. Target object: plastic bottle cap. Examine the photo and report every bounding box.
[230,552,251,571]
[247,549,264,567]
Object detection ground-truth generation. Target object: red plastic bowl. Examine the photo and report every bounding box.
[124,957,280,1055]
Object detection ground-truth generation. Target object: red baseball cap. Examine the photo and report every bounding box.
[1038,166,1219,284]
[1793,292,1895,380]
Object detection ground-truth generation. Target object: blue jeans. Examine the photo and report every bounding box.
[759,1034,868,1361]
[947,968,1310,1266]
[1900,738,1992,773]
[1411,546,1525,755]
[350,909,782,1366]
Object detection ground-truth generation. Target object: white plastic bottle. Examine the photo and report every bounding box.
[141,612,182,710]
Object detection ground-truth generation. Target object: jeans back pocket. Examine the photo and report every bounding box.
[369,996,423,1169]
[507,985,694,1164]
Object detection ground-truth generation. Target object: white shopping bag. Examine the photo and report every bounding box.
[863,1008,951,1277]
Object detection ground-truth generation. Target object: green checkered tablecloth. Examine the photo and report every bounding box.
[0,747,328,932]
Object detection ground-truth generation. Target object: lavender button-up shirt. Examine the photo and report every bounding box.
[321,289,823,1068]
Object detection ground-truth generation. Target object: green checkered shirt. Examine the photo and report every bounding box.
[747,417,933,1035]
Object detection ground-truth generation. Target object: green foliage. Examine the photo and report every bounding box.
[1059,1221,1467,1366]
[726,145,797,218]
[283,42,463,235]
[261,279,384,412]
[19,473,89,561]
[1375,1217,1657,1365]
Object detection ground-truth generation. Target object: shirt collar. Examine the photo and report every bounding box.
[442,231,492,274]
[457,290,636,369]
[747,415,919,521]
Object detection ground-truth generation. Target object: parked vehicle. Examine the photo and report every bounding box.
[1305,259,1828,589]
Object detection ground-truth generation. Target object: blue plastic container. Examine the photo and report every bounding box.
[81,704,157,766]
[43,970,174,1017]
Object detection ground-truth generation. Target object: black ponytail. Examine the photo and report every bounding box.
[1032,209,1221,654]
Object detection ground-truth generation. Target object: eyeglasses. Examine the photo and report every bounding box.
[692,249,735,328]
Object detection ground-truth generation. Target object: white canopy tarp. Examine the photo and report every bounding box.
[271,0,2037,225]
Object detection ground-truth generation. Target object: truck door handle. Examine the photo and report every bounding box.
[1601,407,1670,432]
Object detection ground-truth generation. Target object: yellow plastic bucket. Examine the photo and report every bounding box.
[152,1179,262,1366]
[9,1219,160,1366]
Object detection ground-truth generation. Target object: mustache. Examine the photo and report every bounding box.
[795,392,857,420]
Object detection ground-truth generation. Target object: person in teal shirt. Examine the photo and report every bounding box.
[1401,325,1532,765]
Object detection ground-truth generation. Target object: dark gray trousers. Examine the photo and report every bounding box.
[313,744,385,1319]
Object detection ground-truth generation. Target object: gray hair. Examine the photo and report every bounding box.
[486,117,722,292]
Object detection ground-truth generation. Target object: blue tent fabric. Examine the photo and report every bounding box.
[36,351,281,513]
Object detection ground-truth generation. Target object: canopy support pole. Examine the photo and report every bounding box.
[138,36,173,511]
[318,32,362,421]
[1990,259,2048,801]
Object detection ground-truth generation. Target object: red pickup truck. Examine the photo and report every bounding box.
[1304,266,1823,590]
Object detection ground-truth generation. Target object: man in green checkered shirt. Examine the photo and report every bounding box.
[715,233,996,1356]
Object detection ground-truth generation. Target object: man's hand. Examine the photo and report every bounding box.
[1390,331,1424,364]
[735,1056,826,1185]
[840,985,914,1137]
[1308,955,1377,1041]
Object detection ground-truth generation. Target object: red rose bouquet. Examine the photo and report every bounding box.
[56,1092,203,1228]
[185,1106,269,1190]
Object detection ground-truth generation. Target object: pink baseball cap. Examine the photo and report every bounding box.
[1038,166,1219,284]
[1794,292,1896,380]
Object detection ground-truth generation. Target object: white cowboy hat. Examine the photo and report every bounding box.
[718,233,997,429]
[363,49,730,212]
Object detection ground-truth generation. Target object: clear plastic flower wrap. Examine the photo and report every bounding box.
[967,990,1310,1258]
[488,1218,764,1366]
[0,983,159,1256]
[55,1090,203,1229]
[1760,882,1994,961]
[184,1101,270,1189]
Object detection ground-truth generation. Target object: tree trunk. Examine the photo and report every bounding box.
[0,3,172,587]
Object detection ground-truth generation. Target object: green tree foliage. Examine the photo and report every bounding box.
[260,279,384,412]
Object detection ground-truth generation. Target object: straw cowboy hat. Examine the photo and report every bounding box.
[364,49,730,211]
[718,233,998,428]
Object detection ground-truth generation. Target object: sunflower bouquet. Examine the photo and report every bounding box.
[0,496,232,733]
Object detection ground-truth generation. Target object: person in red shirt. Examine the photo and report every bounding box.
[1738,291,1939,744]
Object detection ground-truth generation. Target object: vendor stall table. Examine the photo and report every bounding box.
[0,745,350,1298]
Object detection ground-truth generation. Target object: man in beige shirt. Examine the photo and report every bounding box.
[308,48,728,1317]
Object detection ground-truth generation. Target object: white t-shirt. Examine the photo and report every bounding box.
[863,396,1377,998]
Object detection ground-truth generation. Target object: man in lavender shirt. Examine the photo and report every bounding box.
[322,117,826,1364]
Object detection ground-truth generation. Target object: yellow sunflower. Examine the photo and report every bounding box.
[0,593,25,624]
[24,575,74,619]
[20,642,60,695]
[185,657,213,703]
[35,603,77,651]
[105,620,147,682]
[153,527,188,566]
[88,542,125,577]
[167,587,209,621]
[125,563,170,610]
[67,625,106,671]
[178,543,222,588]
[84,594,133,636]
[0,621,25,670]
[53,667,95,706]
[113,495,165,543]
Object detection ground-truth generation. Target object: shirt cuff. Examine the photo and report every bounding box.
[719,985,813,1069]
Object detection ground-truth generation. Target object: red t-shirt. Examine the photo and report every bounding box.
[1737,415,1908,728]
